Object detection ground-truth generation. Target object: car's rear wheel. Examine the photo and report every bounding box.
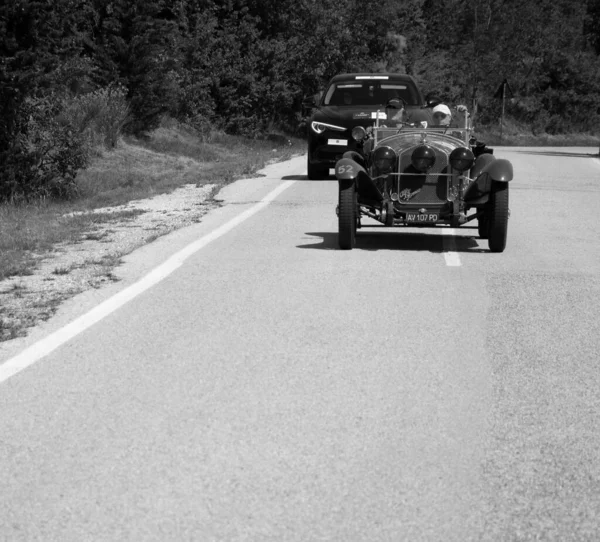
[307,157,329,180]
[338,180,357,249]
[488,182,509,253]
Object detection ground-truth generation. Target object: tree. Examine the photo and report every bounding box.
[0,0,96,201]
[584,0,600,54]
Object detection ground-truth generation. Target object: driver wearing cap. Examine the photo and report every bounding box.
[384,97,407,126]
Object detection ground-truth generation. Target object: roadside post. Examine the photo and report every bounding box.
[494,79,513,143]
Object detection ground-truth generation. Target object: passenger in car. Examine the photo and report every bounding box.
[432,103,452,126]
[425,95,469,128]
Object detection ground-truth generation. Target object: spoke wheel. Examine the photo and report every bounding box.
[338,181,357,249]
[488,182,509,253]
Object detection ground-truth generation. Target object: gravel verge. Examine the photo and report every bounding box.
[0,183,219,342]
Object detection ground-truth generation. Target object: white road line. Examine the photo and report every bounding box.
[442,228,462,267]
[0,180,296,384]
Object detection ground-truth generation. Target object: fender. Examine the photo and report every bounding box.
[335,157,365,181]
[464,157,513,204]
[484,158,513,182]
[342,150,366,169]
[335,157,383,203]
[470,153,495,180]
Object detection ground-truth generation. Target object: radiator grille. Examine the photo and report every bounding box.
[395,148,449,205]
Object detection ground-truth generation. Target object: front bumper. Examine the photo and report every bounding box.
[308,131,364,167]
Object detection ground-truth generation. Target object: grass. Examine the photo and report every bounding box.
[0,205,147,281]
[0,120,305,282]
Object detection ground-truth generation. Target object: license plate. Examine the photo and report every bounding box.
[406,213,438,223]
[327,139,347,146]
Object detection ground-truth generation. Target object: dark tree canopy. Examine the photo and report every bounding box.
[1,0,599,160]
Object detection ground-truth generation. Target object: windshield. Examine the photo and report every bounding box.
[323,81,421,107]
[375,127,471,147]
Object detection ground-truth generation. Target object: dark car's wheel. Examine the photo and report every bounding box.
[307,157,329,180]
[338,180,357,249]
[488,182,509,253]
[478,212,489,239]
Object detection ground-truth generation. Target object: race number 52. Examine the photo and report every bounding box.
[337,164,354,175]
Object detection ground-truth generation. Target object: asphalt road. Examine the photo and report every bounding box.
[1,147,600,541]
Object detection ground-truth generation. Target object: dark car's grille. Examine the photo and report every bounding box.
[315,144,352,162]
[394,148,449,205]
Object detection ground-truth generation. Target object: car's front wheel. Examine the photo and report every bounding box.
[338,180,357,249]
[488,182,509,253]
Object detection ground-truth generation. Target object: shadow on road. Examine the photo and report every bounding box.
[298,228,487,253]
[281,175,335,181]
[511,150,599,158]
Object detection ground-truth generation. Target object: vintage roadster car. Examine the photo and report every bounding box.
[335,106,513,252]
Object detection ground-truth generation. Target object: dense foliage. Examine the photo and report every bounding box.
[1,0,599,200]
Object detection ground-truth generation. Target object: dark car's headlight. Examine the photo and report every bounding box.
[311,121,346,134]
[411,145,436,172]
[373,146,396,174]
[449,147,475,172]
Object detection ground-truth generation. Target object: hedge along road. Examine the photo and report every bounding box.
[1,149,600,541]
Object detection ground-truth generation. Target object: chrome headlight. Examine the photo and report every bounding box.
[411,145,436,172]
[449,147,475,172]
[311,121,346,134]
[351,126,367,141]
[373,146,396,174]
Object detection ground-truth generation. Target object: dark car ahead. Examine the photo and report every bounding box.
[304,73,425,180]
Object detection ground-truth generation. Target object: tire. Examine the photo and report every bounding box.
[307,157,328,180]
[488,182,509,253]
[478,213,489,239]
[338,180,357,249]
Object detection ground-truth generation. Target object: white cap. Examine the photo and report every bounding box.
[432,104,451,125]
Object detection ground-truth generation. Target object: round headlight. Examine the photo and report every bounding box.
[449,147,475,172]
[351,126,367,141]
[411,145,436,172]
[373,146,396,174]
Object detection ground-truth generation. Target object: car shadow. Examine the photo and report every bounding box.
[511,150,599,158]
[282,174,334,181]
[298,228,487,253]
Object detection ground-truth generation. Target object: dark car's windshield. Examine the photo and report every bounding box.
[323,80,421,107]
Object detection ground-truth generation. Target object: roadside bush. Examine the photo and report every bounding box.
[224,115,267,139]
[0,86,130,204]
[61,84,130,150]
[0,96,88,203]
